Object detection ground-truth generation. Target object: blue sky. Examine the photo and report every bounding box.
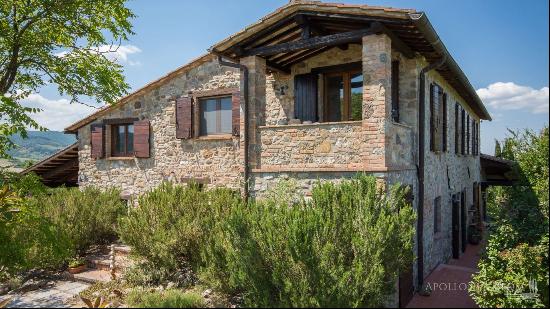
[29,0,549,154]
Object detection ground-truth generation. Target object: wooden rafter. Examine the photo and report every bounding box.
[243,24,381,57]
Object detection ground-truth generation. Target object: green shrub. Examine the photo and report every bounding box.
[118,182,240,274]
[201,175,416,307]
[1,186,72,273]
[123,260,196,288]
[470,127,549,307]
[0,171,47,197]
[471,234,548,308]
[126,289,205,308]
[29,186,126,254]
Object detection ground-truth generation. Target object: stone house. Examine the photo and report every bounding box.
[61,1,491,306]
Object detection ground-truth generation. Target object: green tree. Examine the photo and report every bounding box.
[470,126,549,308]
[0,0,135,157]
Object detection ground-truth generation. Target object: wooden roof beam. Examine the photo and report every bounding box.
[243,24,381,57]
[371,22,415,59]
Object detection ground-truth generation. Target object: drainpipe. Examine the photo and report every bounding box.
[216,55,250,202]
[409,11,457,289]
[416,56,447,288]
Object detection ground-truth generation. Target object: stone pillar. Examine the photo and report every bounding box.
[240,56,267,169]
[362,34,392,170]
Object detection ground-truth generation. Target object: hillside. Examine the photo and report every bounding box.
[7,131,76,167]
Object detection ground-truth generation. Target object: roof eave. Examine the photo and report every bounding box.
[409,12,492,121]
[64,53,215,133]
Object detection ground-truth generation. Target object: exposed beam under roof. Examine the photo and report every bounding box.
[243,24,381,57]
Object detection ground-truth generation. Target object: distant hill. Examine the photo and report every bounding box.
[7,131,76,167]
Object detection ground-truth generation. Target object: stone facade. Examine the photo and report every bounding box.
[77,57,242,196]
[76,32,483,294]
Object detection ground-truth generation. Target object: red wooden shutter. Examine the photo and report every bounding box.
[232,91,240,136]
[134,120,150,158]
[90,124,104,159]
[176,97,192,139]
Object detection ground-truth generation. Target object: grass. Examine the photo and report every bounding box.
[126,288,206,308]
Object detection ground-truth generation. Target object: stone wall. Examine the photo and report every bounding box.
[420,64,482,278]
[258,121,365,170]
[265,45,363,125]
[77,58,242,196]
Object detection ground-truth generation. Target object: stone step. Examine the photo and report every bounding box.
[72,269,112,284]
[113,245,131,256]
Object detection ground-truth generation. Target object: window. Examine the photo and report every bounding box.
[430,83,446,152]
[324,71,363,122]
[391,60,400,122]
[434,196,442,234]
[442,93,448,152]
[199,96,232,136]
[111,123,134,157]
[461,108,466,155]
[455,103,460,154]
[466,114,470,155]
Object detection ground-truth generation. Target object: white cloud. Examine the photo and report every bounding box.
[21,93,100,131]
[477,82,549,114]
[55,44,142,66]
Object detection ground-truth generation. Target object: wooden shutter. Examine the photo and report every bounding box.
[442,93,448,152]
[472,119,477,156]
[461,108,466,155]
[455,103,460,154]
[391,60,400,122]
[90,124,104,159]
[176,97,192,139]
[430,84,435,151]
[466,114,470,155]
[232,91,240,136]
[134,120,150,158]
[430,84,441,152]
[294,73,318,122]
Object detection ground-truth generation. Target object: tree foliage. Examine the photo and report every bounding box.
[471,126,549,307]
[0,0,135,157]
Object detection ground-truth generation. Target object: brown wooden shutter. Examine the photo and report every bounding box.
[294,73,318,122]
[391,60,400,122]
[90,124,104,159]
[474,119,478,155]
[461,108,466,155]
[430,84,435,151]
[466,114,471,154]
[176,97,192,139]
[232,91,240,136]
[455,103,460,154]
[134,120,150,158]
[442,93,448,152]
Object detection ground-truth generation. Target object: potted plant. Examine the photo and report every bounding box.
[468,228,482,245]
[68,257,87,274]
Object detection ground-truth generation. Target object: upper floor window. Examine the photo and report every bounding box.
[200,96,232,136]
[112,123,134,157]
[324,71,363,122]
[430,83,447,152]
[455,103,460,155]
[391,60,400,122]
